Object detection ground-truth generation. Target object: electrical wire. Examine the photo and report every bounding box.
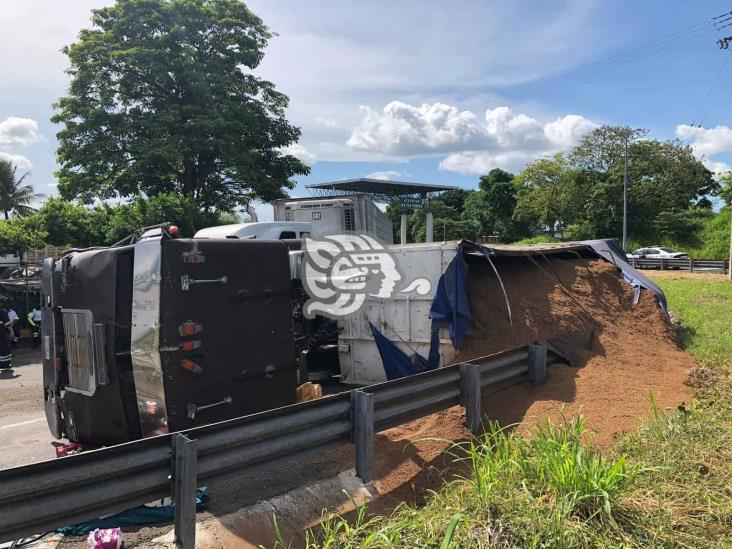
[697,54,732,128]
[562,27,711,80]
[544,21,712,82]
[690,53,731,127]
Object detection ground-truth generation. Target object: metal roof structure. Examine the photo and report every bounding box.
[306,178,458,209]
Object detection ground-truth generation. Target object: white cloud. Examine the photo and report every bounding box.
[280,143,316,166]
[365,170,402,180]
[544,114,599,149]
[703,159,731,176]
[348,101,597,174]
[0,152,33,171]
[440,150,544,175]
[348,102,486,155]
[0,117,42,147]
[676,125,732,157]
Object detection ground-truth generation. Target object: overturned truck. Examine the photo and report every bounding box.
[41,226,297,446]
[42,226,667,446]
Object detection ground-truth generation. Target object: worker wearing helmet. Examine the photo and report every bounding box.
[27,306,42,349]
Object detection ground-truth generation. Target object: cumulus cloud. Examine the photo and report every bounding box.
[347,101,597,174]
[0,117,41,147]
[348,102,484,155]
[0,151,32,171]
[675,124,732,158]
[281,143,316,166]
[365,170,402,180]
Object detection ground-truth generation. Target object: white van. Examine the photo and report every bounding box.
[194,222,312,240]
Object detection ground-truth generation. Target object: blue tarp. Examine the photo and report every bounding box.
[428,249,472,348]
[369,322,440,380]
[57,488,208,536]
[371,248,471,380]
[582,239,669,313]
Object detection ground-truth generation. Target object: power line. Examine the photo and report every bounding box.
[564,27,711,80]
[698,56,732,128]
[690,53,731,127]
[543,21,713,81]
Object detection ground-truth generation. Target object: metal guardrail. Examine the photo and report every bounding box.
[630,257,729,274]
[0,344,549,547]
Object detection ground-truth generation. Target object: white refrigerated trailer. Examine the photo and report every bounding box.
[273,195,393,244]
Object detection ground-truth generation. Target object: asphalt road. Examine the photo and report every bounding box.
[0,350,56,469]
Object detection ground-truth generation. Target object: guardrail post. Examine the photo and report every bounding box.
[660,258,667,271]
[631,257,636,268]
[173,434,198,549]
[352,390,374,483]
[689,258,694,272]
[528,344,547,386]
[459,363,481,434]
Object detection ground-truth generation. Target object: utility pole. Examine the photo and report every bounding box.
[623,133,629,252]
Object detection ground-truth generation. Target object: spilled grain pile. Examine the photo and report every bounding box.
[369,254,692,503]
[460,255,691,445]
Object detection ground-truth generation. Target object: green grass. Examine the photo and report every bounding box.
[655,277,732,367]
[290,276,732,548]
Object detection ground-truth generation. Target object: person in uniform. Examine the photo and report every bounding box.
[8,307,19,348]
[27,305,42,349]
[0,296,14,369]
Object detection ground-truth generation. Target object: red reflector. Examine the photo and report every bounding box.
[54,357,62,371]
[181,359,203,374]
[178,321,202,336]
[180,340,201,352]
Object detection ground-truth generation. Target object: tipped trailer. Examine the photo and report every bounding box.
[41,225,297,446]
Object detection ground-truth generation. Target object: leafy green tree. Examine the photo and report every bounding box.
[461,168,521,238]
[35,198,109,248]
[513,154,587,238]
[719,172,732,206]
[103,193,230,243]
[567,126,716,242]
[438,189,473,212]
[0,218,47,255]
[0,160,44,219]
[52,0,309,211]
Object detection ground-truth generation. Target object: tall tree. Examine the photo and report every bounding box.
[570,126,716,240]
[52,0,309,211]
[461,168,519,238]
[0,160,44,219]
[513,154,586,238]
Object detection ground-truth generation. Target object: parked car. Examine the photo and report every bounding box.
[627,246,689,260]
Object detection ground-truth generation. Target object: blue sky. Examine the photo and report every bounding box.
[1,0,731,221]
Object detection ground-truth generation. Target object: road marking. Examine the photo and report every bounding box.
[0,417,45,430]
